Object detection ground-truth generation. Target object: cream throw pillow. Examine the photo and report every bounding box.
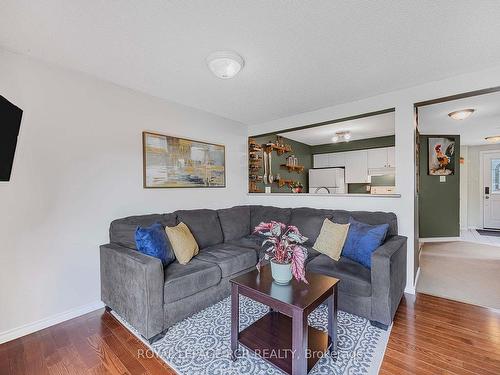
[165,222,199,265]
[313,219,350,261]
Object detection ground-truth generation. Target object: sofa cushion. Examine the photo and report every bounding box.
[227,235,263,252]
[217,206,251,242]
[165,222,199,265]
[307,255,372,297]
[110,213,177,249]
[342,217,389,269]
[331,210,397,236]
[164,259,221,304]
[313,219,350,261]
[135,222,175,267]
[176,209,224,249]
[289,208,332,245]
[250,205,292,233]
[195,244,257,277]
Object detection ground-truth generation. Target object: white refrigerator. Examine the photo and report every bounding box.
[308,168,346,194]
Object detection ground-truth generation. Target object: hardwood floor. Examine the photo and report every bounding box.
[379,293,500,375]
[0,308,174,375]
[1,292,500,374]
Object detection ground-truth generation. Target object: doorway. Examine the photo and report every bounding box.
[413,87,500,310]
[482,151,500,229]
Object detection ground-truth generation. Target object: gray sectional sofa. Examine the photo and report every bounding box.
[100,205,407,342]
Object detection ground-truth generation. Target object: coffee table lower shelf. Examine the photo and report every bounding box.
[237,311,329,375]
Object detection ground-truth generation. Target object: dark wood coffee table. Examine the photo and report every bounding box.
[230,264,339,375]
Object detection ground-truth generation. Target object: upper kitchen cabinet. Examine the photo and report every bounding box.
[387,146,395,168]
[329,152,346,168]
[368,148,388,169]
[368,146,396,169]
[313,153,329,168]
[313,152,346,168]
[344,150,369,183]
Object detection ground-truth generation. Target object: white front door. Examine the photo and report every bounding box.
[483,152,500,229]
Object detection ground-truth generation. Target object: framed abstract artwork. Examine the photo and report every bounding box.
[142,131,226,188]
[428,137,456,176]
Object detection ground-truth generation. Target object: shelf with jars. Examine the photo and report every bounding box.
[280,164,304,173]
[263,136,292,155]
[248,138,264,193]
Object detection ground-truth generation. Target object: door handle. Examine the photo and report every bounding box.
[485,196,490,200]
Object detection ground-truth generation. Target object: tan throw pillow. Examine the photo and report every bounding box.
[165,222,199,265]
[313,219,350,261]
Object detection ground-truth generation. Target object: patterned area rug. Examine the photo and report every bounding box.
[113,296,390,375]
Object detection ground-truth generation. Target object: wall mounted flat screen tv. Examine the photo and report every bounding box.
[1,96,23,181]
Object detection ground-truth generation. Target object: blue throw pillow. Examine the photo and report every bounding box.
[341,218,389,269]
[135,222,175,267]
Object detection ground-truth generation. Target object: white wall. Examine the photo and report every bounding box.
[248,65,500,293]
[466,144,500,228]
[0,49,247,342]
[3,46,500,343]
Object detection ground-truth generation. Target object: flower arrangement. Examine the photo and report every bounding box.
[290,181,303,193]
[254,221,309,283]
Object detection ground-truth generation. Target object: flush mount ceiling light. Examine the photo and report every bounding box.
[448,108,475,120]
[332,131,351,143]
[485,135,500,143]
[206,51,244,79]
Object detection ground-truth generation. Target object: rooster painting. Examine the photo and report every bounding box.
[429,137,455,175]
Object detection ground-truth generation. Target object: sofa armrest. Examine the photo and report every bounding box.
[370,235,407,326]
[100,243,164,339]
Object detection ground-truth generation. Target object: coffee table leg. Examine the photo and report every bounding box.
[292,309,308,375]
[328,284,338,355]
[231,283,239,361]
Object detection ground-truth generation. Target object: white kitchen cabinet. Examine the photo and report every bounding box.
[387,146,396,168]
[344,150,368,183]
[328,152,345,167]
[367,147,396,168]
[367,148,389,169]
[313,153,330,168]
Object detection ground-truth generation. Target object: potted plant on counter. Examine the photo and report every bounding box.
[254,221,308,284]
[290,181,303,193]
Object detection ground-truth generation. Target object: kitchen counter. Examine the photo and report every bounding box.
[247,193,401,198]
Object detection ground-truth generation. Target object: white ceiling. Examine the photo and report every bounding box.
[418,91,500,146]
[2,1,500,125]
[279,111,395,146]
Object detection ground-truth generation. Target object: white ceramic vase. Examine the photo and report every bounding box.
[270,258,293,284]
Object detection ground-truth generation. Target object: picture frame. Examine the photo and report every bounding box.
[142,131,226,188]
[428,136,456,176]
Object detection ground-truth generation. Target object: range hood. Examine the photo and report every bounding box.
[368,167,395,176]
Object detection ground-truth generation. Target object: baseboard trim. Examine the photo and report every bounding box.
[404,285,416,294]
[0,300,104,344]
[420,237,460,243]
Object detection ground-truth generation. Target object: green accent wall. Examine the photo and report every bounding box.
[252,136,312,193]
[311,135,395,154]
[347,175,396,194]
[348,183,370,194]
[418,135,460,238]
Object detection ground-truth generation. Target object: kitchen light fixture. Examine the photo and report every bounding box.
[332,131,351,143]
[448,108,475,120]
[485,135,500,143]
[206,51,244,79]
